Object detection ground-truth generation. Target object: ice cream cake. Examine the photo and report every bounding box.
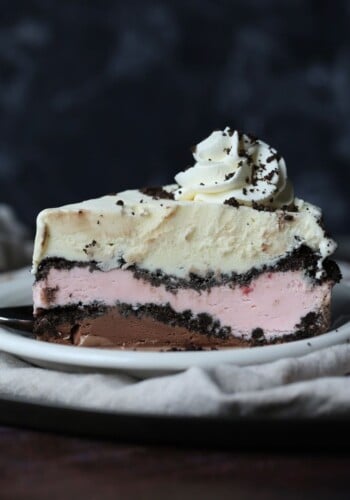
[32,128,341,349]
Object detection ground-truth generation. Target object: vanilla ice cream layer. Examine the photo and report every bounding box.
[32,190,335,279]
[33,267,331,339]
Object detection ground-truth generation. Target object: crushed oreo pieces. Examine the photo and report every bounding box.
[139,186,175,200]
[224,197,240,208]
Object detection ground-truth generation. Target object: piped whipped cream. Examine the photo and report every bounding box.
[174,127,294,208]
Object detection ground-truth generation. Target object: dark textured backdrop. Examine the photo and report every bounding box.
[0,0,349,233]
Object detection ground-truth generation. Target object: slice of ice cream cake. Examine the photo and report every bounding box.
[32,128,341,349]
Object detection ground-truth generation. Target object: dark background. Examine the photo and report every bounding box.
[0,0,349,233]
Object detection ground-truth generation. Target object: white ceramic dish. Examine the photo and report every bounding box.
[0,268,349,378]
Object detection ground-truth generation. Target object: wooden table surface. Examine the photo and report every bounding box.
[1,425,350,499]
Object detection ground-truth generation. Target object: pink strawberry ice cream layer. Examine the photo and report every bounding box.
[33,267,332,340]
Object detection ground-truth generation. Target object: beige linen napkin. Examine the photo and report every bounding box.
[1,344,350,417]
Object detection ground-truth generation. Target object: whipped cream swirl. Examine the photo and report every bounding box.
[174,127,294,208]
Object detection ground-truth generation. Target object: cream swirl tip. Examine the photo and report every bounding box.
[174,127,294,208]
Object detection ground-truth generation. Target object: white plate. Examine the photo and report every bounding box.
[0,268,349,378]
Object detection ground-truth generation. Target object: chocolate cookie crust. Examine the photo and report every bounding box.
[35,245,341,291]
[34,301,331,350]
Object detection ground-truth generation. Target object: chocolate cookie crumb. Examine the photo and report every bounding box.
[252,327,264,340]
[224,197,240,208]
[140,186,175,200]
[252,202,275,212]
[266,153,281,163]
